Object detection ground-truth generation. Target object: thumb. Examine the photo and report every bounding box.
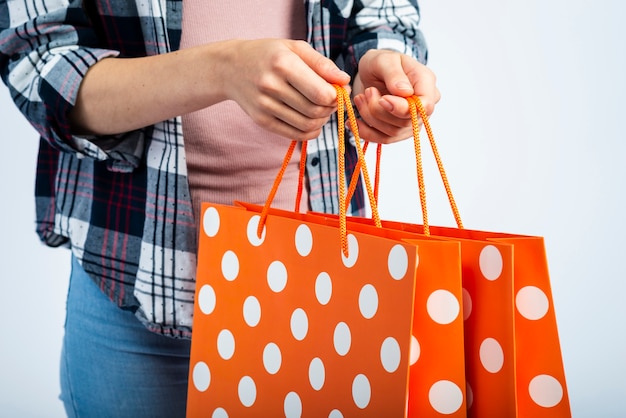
[291,41,351,86]
[367,51,416,97]
[383,58,415,97]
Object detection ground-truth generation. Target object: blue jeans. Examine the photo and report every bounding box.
[60,256,191,418]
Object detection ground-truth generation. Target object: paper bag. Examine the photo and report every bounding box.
[186,201,467,416]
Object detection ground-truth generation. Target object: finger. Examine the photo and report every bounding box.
[355,89,412,132]
[286,41,350,106]
[366,52,415,97]
[378,94,411,119]
[405,61,440,115]
[353,117,413,145]
[278,83,338,120]
[353,93,413,143]
[291,40,351,86]
[257,111,328,142]
[250,93,331,141]
[251,53,338,120]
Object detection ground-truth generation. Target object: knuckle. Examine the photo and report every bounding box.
[310,87,335,107]
[270,52,292,74]
[256,74,279,95]
[301,128,323,141]
[309,105,332,119]
[301,117,324,133]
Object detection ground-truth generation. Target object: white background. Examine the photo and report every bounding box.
[1,0,625,416]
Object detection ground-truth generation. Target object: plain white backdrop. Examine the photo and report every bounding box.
[1,0,625,416]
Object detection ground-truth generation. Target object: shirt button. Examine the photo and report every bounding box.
[310,157,320,167]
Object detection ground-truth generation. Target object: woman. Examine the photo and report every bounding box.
[0,0,439,415]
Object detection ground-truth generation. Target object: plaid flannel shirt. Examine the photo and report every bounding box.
[0,0,427,338]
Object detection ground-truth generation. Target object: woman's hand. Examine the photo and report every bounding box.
[70,39,350,140]
[351,49,440,144]
[216,39,351,141]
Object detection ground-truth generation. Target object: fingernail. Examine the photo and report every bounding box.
[395,81,413,91]
[333,68,350,78]
[379,98,393,112]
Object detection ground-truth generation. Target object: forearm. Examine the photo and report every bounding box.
[69,42,230,136]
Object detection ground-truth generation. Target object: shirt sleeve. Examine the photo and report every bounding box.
[0,0,144,172]
[343,0,428,78]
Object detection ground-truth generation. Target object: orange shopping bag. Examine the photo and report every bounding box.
[318,94,572,417]
[328,216,572,417]
[186,88,469,417]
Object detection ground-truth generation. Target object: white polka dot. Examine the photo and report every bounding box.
[352,374,371,409]
[246,215,266,247]
[516,286,550,320]
[462,288,472,321]
[284,392,303,418]
[380,337,401,373]
[427,289,460,325]
[309,357,325,391]
[267,261,288,293]
[328,411,344,418]
[212,408,228,418]
[217,329,235,360]
[243,296,261,327]
[315,272,332,305]
[359,284,378,319]
[333,322,351,356]
[480,338,504,373]
[341,234,359,268]
[291,308,308,341]
[263,343,282,375]
[192,362,211,392]
[283,392,302,418]
[479,245,503,281]
[529,375,564,408]
[388,244,409,280]
[410,335,421,366]
[203,207,220,237]
[238,376,256,407]
[198,284,216,315]
[295,224,313,256]
[429,380,464,414]
[466,382,474,409]
[221,251,239,281]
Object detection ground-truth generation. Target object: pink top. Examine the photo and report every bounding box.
[180,0,308,221]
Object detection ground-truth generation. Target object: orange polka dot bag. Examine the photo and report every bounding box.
[187,88,570,417]
[331,217,572,417]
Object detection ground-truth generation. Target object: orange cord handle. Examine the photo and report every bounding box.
[258,85,381,257]
[406,96,463,234]
[344,95,463,236]
[334,85,381,256]
[258,86,462,249]
[258,140,298,238]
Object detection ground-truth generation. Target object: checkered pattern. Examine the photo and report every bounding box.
[0,0,427,338]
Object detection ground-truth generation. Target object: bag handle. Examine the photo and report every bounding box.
[404,95,464,234]
[258,86,380,257]
[258,85,463,255]
[344,93,464,235]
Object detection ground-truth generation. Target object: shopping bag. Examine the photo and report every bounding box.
[186,87,469,417]
[316,214,571,417]
[307,94,572,417]
[187,202,470,417]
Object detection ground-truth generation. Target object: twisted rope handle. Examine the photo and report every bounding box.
[345,96,463,235]
[258,86,462,253]
[407,96,463,234]
[257,85,381,257]
[258,140,299,238]
[335,85,381,256]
